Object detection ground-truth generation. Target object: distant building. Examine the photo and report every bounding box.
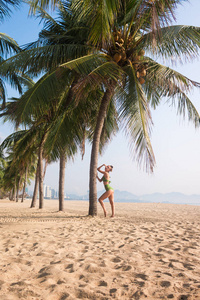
[29,190,33,197]
[51,189,58,199]
[46,186,51,198]
[43,184,47,197]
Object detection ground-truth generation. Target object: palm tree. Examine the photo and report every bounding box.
[68,1,200,216]
[2,0,200,217]
[0,129,37,200]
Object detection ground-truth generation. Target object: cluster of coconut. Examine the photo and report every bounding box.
[133,50,148,84]
[112,29,147,84]
[113,29,126,63]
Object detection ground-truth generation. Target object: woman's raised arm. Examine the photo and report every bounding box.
[97,164,106,174]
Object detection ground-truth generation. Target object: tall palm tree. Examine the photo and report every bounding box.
[2,0,200,217]
[68,0,200,216]
[0,129,37,200]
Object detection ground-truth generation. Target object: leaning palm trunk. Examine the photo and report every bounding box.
[9,189,13,201]
[21,167,28,202]
[13,179,16,202]
[30,161,39,208]
[89,84,115,216]
[38,131,48,209]
[16,179,20,202]
[38,144,44,209]
[43,159,48,178]
[59,151,66,211]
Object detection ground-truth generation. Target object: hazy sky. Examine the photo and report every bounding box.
[1,1,200,196]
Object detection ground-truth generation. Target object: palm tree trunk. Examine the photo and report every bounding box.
[16,179,20,202]
[21,167,28,203]
[9,189,12,201]
[39,144,44,209]
[30,162,39,208]
[89,84,115,216]
[13,179,16,202]
[59,151,66,211]
[38,130,48,209]
[43,159,48,178]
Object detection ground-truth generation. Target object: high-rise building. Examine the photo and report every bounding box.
[43,184,47,197]
[51,189,56,199]
[46,186,51,198]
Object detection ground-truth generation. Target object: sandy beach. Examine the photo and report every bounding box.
[0,199,199,300]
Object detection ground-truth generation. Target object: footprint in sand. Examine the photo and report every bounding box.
[112,257,121,263]
[178,295,189,300]
[122,265,132,271]
[182,263,194,270]
[65,263,77,273]
[160,281,171,287]
[98,280,108,287]
[59,293,70,300]
[135,273,148,280]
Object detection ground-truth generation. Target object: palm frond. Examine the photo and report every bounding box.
[1,43,93,77]
[141,25,200,61]
[118,61,155,172]
[27,0,62,14]
[0,33,20,56]
[144,58,200,126]
[13,53,108,123]
[147,58,200,93]
[0,78,6,108]
[12,68,73,124]
[0,0,20,21]
[168,90,200,128]
[0,130,28,152]
[71,60,123,103]
[72,0,120,47]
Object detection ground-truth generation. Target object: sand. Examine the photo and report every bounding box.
[0,199,199,300]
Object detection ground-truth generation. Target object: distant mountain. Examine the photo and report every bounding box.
[138,192,200,205]
[110,190,140,202]
[65,190,200,205]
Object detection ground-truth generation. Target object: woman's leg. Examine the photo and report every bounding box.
[98,190,112,217]
[108,191,114,217]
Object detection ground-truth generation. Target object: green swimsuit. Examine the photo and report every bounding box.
[102,176,114,192]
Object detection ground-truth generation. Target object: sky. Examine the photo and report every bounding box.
[1,1,200,196]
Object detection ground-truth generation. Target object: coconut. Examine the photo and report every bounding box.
[136,71,140,78]
[140,69,146,77]
[139,77,145,84]
[114,35,119,42]
[113,53,122,63]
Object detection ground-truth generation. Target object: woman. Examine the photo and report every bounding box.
[97,164,114,217]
